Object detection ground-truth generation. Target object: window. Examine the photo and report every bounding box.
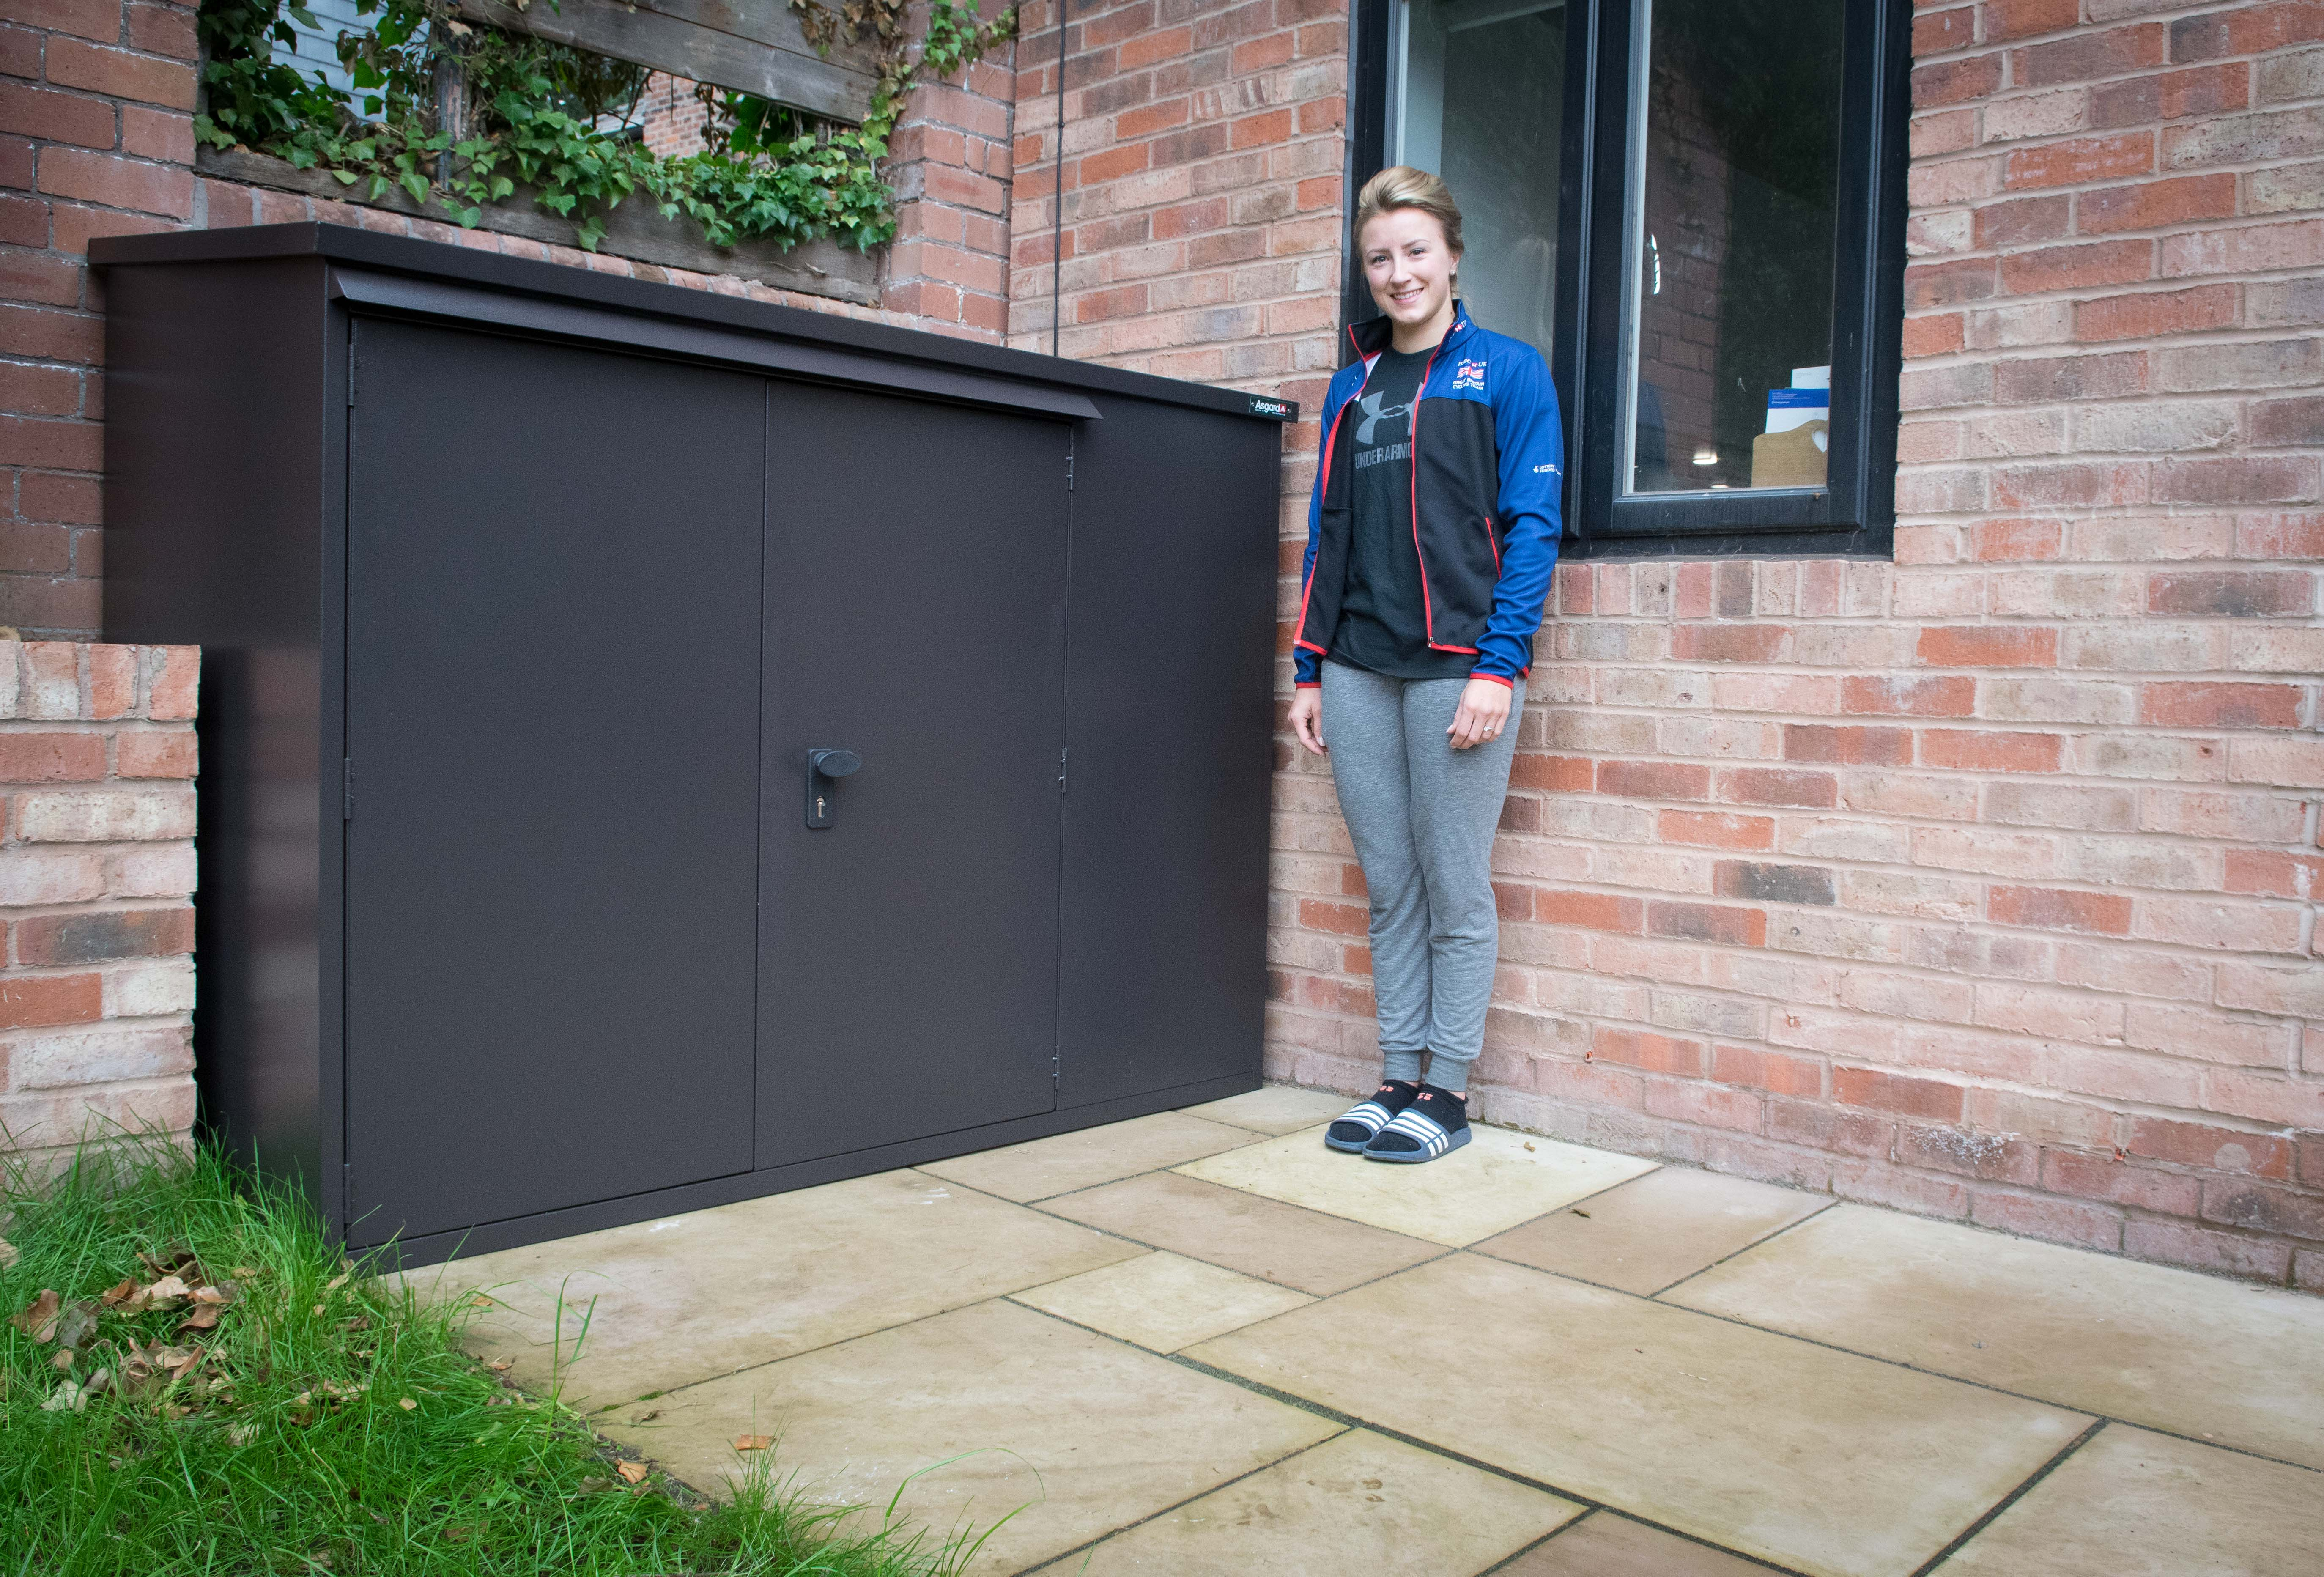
[1347,0,1910,558]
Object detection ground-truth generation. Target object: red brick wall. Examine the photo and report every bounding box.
[1004,0,1346,392]
[1258,0,2323,1291]
[0,640,198,1172]
[0,0,1015,641]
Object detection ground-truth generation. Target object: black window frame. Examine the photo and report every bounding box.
[1344,0,1911,561]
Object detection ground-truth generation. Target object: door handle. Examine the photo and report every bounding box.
[806,748,861,830]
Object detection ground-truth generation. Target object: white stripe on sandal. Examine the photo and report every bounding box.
[1366,1107,1467,1162]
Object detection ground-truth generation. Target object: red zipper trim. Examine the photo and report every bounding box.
[1294,365,1370,655]
[1410,341,1444,645]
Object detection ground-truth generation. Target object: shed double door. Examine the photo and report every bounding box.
[342,320,1066,1247]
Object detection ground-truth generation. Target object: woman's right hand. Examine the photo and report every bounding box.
[1289,688,1327,756]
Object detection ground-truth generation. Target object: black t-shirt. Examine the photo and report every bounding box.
[1327,346,1476,680]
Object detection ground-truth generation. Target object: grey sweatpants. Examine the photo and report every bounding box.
[1321,661,1524,1093]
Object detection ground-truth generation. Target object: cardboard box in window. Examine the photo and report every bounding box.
[1753,384,1828,489]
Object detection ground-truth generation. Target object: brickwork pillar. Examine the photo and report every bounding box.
[0,0,200,640]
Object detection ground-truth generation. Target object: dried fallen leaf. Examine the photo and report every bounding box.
[311,1305,326,1317]
[1523,1141,1535,1152]
[101,1277,138,1308]
[325,1272,350,1293]
[732,1434,773,1452]
[467,1295,493,1309]
[227,1422,256,1445]
[139,1246,196,1279]
[40,1379,84,1413]
[614,1461,648,1484]
[193,1282,240,1307]
[341,1315,370,1333]
[165,1347,205,1383]
[577,1476,614,1495]
[143,1275,192,1309]
[0,1239,17,1270]
[486,1357,512,1372]
[51,1349,75,1372]
[84,1367,112,1398]
[398,1397,417,1411]
[12,1289,60,1342]
[55,1300,98,1350]
[177,1305,221,1333]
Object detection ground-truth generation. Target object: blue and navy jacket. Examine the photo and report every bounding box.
[1294,304,1563,690]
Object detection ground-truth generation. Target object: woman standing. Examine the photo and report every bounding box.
[1287,166,1563,1164]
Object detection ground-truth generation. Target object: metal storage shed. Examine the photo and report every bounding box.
[90,224,1287,1265]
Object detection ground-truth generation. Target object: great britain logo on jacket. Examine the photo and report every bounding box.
[1451,357,1487,393]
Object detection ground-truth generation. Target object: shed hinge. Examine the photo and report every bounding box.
[1057,747,1068,795]
[342,758,354,821]
[347,326,358,407]
[1066,447,1074,491]
[1052,1049,1060,1089]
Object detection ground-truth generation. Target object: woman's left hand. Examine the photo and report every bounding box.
[1447,677,1512,750]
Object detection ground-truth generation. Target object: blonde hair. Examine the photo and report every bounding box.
[1354,166,1464,258]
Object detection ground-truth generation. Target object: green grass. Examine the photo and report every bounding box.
[0,1138,999,1575]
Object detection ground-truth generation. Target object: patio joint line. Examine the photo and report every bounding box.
[1905,1417,2112,1577]
[1482,1247,2324,1474]
[937,1156,1480,1300]
[1476,1507,1802,1577]
[1641,1197,1842,1298]
[1641,1196,1849,1301]
[905,1115,1279,1207]
[994,1425,1358,1576]
[1160,1351,1827,1577]
[957,1293,1780,1574]
[1462,1193,1841,1300]
[610,1289,1088,1409]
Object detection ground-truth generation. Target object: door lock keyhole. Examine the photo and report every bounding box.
[806,749,861,829]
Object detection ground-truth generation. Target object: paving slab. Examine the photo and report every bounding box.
[1174,1124,1657,1247]
[1667,1204,2324,1469]
[1039,1170,1443,1296]
[613,1298,1340,1574]
[1025,1428,1583,1576]
[1942,1424,2324,1577]
[1011,1250,1315,1352]
[399,1169,1141,1407]
[1505,1511,1779,1577]
[918,1112,1262,1202]
[1179,1084,1354,1135]
[1476,1166,1830,1295]
[1187,1252,2087,1577]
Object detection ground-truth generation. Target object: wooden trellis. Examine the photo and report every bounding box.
[457,0,886,123]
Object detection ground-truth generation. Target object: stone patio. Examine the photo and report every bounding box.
[410,1085,2324,1576]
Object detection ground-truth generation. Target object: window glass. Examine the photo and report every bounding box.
[1618,0,1843,495]
[1391,0,1566,361]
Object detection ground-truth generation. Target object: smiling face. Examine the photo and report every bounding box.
[1360,206,1460,351]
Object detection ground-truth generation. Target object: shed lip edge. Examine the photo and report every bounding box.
[89,222,1300,424]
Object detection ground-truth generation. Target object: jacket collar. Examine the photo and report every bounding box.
[1347,300,1477,363]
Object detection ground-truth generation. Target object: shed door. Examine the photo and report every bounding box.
[343,320,763,1247]
[757,384,1069,1164]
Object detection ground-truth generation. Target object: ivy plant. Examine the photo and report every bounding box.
[193,0,1016,253]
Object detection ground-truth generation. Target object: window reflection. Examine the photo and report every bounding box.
[1619,0,1843,495]
[1392,0,1566,362]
